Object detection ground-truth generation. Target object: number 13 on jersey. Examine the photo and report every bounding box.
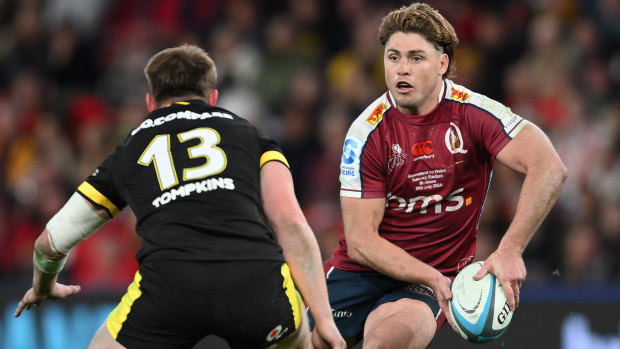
[137,127,228,191]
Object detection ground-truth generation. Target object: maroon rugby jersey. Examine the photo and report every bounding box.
[331,79,527,276]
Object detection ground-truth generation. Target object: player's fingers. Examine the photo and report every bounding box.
[501,281,516,311]
[63,285,81,296]
[444,276,453,300]
[513,280,521,308]
[515,293,519,308]
[51,285,81,300]
[472,263,488,280]
[14,301,25,317]
[442,301,458,332]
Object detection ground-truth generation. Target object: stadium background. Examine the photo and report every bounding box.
[0,0,618,348]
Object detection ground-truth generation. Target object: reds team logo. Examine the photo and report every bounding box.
[445,122,468,154]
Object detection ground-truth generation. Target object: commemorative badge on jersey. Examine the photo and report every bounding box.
[388,144,408,170]
[341,136,363,181]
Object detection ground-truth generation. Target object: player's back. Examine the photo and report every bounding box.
[83,100,284,264]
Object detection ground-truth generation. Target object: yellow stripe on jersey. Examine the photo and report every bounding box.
[281,263,302,330]
[106,271,143,339]
[77,182,120,216]
[260,150,289,168]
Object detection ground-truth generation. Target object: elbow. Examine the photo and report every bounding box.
[346,240,367,265]
[552,160,568,189]
[34,231,64,259]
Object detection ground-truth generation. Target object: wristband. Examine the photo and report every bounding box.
[33,249,67,274]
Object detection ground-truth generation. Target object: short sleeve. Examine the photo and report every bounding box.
[77,149,127,217]
[256,128,289,169]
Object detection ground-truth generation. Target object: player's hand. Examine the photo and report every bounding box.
[430,274,457,333]
[474,249,526,311]
[311,320,346,349]
[14,283,81,317]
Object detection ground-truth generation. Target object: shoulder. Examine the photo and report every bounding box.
[347,93,391,140]
[443,80,528,137]
[444,80,505,114]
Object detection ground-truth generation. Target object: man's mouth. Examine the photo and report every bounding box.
[396,81,413,92]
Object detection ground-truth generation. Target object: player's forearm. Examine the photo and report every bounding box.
[279,222,333,322]
[32,265,60,295]
[32,234,65,295]
[348,232,444,289]
[499,161,567,254]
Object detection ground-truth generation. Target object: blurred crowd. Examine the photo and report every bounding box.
[0,0,618,292]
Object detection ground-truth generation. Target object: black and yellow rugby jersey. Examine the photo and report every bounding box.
[77,100,288,263]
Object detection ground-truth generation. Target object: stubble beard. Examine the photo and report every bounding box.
[393,83,439,116]
[394,92,424,115]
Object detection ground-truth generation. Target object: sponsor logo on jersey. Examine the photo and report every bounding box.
[266,325,289,342]
[445,122,468,154]
[386,188,471,214]
[505,112,518,129]
[504,111,525,136]
[389,144,408,170]
[450,87,470,102]
[411,141,435,161]
[412,141,434,156]
[341,136,363,180]
[366,103,387,126]
[131,110,233,135]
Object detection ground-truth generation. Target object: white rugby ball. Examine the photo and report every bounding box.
[448,261,513,343]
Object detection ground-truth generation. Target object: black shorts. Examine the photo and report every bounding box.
[105,260,302,349]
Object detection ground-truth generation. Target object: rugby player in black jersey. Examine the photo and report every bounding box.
[15,44,345,349]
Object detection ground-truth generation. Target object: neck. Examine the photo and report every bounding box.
[156,95,207,108]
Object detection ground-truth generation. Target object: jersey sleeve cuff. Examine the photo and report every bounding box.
[259,150,290,169]
[77,182,121,216]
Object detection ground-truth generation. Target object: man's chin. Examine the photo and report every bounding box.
[393,97,419,111]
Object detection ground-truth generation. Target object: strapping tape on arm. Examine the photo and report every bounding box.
[46,192,109,255]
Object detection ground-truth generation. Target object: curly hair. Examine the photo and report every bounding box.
[378,3,459,79]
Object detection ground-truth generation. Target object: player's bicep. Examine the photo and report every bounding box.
[260,160,306,237]
[496,123,559,174]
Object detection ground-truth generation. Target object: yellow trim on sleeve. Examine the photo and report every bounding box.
[281,263,302,330]
[260,150,289,168]
[106,271,143,339]
[77,182,121,216]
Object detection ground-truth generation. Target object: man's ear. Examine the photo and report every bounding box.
[207,89,219,106]
[439,53,449,77]
[146,93,157,112]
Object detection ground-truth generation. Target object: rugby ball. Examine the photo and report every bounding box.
[448,261,513,343]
